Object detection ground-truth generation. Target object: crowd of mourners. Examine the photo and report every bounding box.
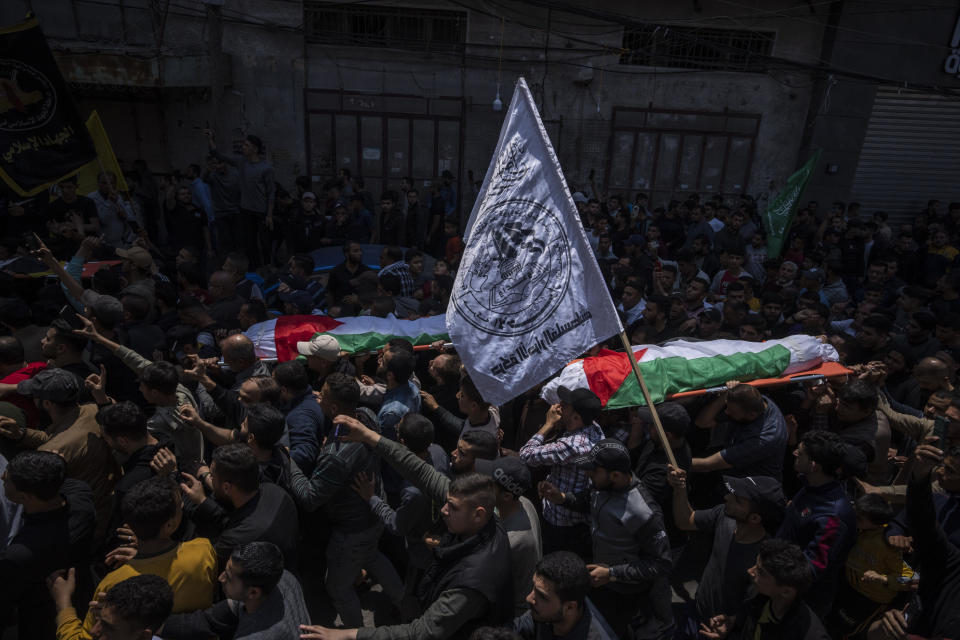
[0,135,959,640]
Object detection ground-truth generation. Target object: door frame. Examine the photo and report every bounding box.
[303,89,465,202]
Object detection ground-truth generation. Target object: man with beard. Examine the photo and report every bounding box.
[300,414,512,640]
[178,443,298,571]
[1,369,117,542]
[449,429,500,475]
[691,381,789,481]
[539,439,674,640]
[327,242,371,306]
[666,470,785,640]
[511,551,618,639]
[39,319,97,388]
[374,192,404,245]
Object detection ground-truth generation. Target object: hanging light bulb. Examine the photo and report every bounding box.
[492,85,503,111]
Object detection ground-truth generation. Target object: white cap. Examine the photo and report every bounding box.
[572,191,588,203]
[296,335,340,361]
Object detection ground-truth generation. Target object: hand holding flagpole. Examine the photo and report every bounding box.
[617,332,677,468]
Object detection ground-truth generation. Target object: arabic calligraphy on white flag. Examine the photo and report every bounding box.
[446,77,623,406]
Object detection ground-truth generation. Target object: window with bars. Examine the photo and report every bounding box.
[619,24,774,72]
[305,3,467,53]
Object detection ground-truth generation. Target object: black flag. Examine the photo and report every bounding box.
[0,16,95,195]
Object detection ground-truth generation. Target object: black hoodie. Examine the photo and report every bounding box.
[0,479,96,636]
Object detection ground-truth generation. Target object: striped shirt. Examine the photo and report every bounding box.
[379,261,417,298]
[519,422,605,526]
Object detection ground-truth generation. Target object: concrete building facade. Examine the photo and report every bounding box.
[3,0,958,224]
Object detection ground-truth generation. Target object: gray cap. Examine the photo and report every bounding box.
[475,456,532,497]
[17,368,81,403]
[89,295,124,327]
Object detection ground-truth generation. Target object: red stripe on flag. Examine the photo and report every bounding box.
[581,347,647,407]
[274,315,341,361]
[81,260,122,278]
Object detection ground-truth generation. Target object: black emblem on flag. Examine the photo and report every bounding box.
[0,17,95,196]
[453,199,570,337]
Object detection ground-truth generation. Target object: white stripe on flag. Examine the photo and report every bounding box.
[446,77,622,406]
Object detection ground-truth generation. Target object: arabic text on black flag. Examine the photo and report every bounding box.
[0,17,95,196]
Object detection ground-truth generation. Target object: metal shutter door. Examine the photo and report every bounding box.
[850,86,960,225]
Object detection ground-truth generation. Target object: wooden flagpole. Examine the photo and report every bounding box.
[617,330,678,469]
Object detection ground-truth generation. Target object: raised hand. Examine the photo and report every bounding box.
[420,390,439,412]
[72,314,101,341]
[179,472,207,505]
[150,447,178,476]
[351,471,376,501]
[0,416,25,441]
[85,364,108,397]
[332,414,380,447]
[699,614,732,640]
[911,436,944,480]
[46,567,76,609]
[178,404,201,425]
[538,480,565,504]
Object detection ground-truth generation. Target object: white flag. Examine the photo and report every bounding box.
[446,77,623,405]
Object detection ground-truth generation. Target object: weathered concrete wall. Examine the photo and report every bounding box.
[3,0,829,202]
[304,0,825,210]
[1,0,305,180]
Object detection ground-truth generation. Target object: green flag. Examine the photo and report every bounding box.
[761,150,822,258]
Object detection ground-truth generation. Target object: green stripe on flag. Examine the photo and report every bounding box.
[605,345,793,409]
[321,331,450,354]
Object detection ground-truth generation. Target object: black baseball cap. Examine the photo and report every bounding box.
[574,438,632,474]
[474,456,531,497]
[557,385,602,425]
[722,475,786,520]
[635,402,690,437]
[17,368,80,403]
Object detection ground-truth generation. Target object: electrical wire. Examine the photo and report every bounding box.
[716,0,960,51]
[499,0,960,98]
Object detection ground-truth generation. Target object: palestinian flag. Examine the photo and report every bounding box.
[541,336,841,409]
[244,314,449,361]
